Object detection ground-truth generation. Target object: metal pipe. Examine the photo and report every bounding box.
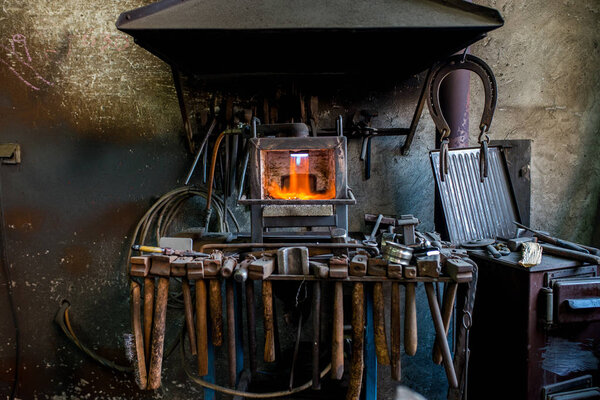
[199,242,378,254]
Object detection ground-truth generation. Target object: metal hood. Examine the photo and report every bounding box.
[116,0,503,77]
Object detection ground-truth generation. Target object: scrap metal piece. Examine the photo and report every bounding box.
[277,247,309,275]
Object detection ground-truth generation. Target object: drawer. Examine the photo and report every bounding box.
[554,277,600,324]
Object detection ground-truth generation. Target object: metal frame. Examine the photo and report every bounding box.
[240,135,353,242]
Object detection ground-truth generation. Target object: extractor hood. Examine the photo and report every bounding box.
[116,0,503,77]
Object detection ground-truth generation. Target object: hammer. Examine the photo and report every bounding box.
[390,282,401,381]
[147,255,175,389]
[331,281,344,380]
[346,283,365,400]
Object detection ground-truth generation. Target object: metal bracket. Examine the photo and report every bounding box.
[0,143,21,164]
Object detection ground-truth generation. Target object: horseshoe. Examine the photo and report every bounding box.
[427,54,498,181]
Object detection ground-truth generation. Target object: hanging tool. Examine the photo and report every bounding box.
[332,281,344,380]
[226,280,236,386]
[130,281,148,389]
[312,281,321,390]
[246,279,257,374]
[346,283,365,400]
[195,279,208,376]
[404,282,418,356]
[130,257,155,363]
[263,281,276,362]
[433,282,458,365]
[390,282,401,381]
[424,283,458,388]
[427,54,497,182]
[373,282,390,366]
[147,255,174,389]
[513,222,597,254]
[209,280,223,346]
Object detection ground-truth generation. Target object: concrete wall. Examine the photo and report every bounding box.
[0,0,598,399]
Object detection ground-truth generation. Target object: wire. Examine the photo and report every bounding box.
[0,165,20,400]
[179,330,332,398]
[54,301,133,373]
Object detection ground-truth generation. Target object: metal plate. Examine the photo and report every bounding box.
[431,146,520,244]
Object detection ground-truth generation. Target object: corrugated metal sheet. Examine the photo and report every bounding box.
[431,147,519,244]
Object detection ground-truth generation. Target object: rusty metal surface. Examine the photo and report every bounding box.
[431,146,520,243]
[116,0,503,76]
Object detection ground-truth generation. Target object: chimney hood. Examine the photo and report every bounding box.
[116,0,503,78]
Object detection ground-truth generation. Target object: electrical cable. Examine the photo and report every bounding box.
[54,301,133,373]
[0,164,20,400]
[179,329,332,398]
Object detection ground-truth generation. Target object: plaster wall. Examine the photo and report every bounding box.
[0,1,598,399]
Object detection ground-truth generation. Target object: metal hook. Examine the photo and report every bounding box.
[479,140,489,182]
[440,138,449,182]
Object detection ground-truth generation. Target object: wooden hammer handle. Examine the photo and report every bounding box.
[226,280,237,386]
[390,282,401,381]
[346,283,365,400]
[404,282,418,356]
[147,277,169,390]
[331,281,344,379]
[433,282,457,365]
[209,280,223,346]
[130,281,148,389]
[373,282,390,366]
[263,281,275,362]
[143,277,155,359]
[195,280,208,376]
[425,283,458,388]
[182,279,197,356]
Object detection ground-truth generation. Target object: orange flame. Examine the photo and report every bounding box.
[267,155,335,200]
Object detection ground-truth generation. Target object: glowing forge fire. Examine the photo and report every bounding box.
[267,153,335,200]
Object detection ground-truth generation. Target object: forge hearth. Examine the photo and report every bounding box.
[238,122,355,241]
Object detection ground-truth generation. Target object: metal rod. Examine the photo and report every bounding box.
[184,119,217,185]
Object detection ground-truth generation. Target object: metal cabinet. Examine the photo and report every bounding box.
[467,251,600,400]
